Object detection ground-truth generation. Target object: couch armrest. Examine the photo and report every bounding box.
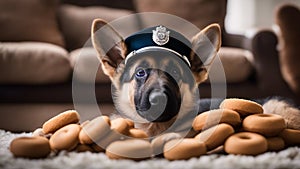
[243,29,293,95]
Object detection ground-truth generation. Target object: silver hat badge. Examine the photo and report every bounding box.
[152,25,170,46]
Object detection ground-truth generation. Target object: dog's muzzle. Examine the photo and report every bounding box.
[135,82,181,122]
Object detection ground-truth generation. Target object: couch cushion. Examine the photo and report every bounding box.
[276,4,300,95]
[207,47,254,83]
[70,47,110,83]
[134,0,227,30]
[0,0,65,47]
[58,4,133,51]
[0,42,71,84]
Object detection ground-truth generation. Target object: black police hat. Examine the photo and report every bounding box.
[124,25,192,67]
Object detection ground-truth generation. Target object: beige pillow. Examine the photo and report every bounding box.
[70,47,110,84]
[58,5,133,51]
[208,47,254,83]
[0,0,65,47]
[0,42,71,84]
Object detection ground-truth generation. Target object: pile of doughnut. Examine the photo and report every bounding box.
[9,98,300,160]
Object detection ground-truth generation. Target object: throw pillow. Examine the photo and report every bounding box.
[0,0,65,47]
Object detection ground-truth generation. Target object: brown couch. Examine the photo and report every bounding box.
[0,0,299,132]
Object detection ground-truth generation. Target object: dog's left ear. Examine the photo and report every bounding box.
[190,24,221,84]
[91,19,126,79]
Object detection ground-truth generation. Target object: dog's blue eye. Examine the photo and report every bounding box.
[135,68,147,78]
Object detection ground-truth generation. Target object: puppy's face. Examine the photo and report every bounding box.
[91,19,221,125]
[120,51,196,122]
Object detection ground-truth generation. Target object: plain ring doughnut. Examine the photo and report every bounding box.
[220,98,263,117]
[10,136,51,158]
[280,128,300,146]
[164,138,206,160]
[193,109,241,131]
[42,110,80,134]
[195,123,234,150]
[243,114,286,137]
[224,132,267,155]
[49,124,81,151]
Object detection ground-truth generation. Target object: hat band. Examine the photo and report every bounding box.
[124,46,191,67]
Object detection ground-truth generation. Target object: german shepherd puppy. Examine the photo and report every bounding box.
[91,19,221,136]
[91,19,300,137]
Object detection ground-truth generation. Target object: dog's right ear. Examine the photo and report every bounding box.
[91,19,127,79]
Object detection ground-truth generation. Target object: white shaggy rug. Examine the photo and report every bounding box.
[1,130,300,169]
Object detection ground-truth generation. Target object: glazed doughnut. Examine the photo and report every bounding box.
[243,114,286,137]
[192,109,241,131]
[220,98,263,117]
[164,138,206,160]
[224,132,268,155]
[79,116,111,144]
[151,132,181,156]
[267,137,285,151]
[195,123,234,150]
[49,124,81,151]
[280,128,300,146]
[106,139,152,160]
[111,118,130,135]
[10,136,51,158]
[128,128,148,138]
[42,110,80,134]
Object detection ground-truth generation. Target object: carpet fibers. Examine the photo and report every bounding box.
[1,130,300,169]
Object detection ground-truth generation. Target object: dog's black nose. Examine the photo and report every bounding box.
[136,87,181,122]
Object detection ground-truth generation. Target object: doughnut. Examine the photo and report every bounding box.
[195,123,234,150]
[111,118,130,135]
[75,144,94,153]
[79,116,111,144]
[220,98,263,117]
[192,109,241,131]
[267,137,285,151]
[106,139,152,160]
[280,128,300,146]
[151,132,181,156]
[42,110,80,134]
[49,124,81,151]
[243,114,286,137]
[224,132,268,155]
[128,128,148,138]
[164,138,206,160]
[10,136,51,158]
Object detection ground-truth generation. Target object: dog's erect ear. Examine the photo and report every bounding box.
[190,24,221,84]
[91,19,127,79]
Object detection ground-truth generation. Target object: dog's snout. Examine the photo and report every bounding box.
[134,73,181,122]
